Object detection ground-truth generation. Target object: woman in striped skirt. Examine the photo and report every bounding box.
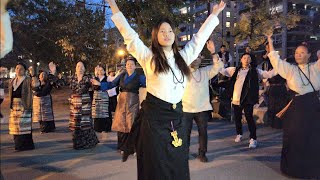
[9,62,39,151]
[69,61,113,150]
[92,66,112,133]
[32,71,56,133]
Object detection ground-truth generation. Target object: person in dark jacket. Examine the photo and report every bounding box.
[219,53,276,148]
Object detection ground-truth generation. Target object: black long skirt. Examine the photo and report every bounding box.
[133,93,189,180]
[267,84,288,129]
[109,96,117,112]
[14,134,35,151]
[281,91,320,179]
[94,117,112,133]
[40,121,56,133]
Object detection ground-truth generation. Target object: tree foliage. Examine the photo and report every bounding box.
[3,0,106,73]
[232,0,301,49]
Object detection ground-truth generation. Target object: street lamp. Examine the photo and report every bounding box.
[116,49,126,71]
[117,49,125,57]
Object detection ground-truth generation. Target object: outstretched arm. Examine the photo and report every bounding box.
[180,1,226,65]
[265,32,293,79]
[206,40,224,78]
[107,0,152,69]
[0,0,13,58]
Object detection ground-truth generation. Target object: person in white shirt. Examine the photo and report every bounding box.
[106,0,225,179]
[266,33,320,179]
[182,40,223,162]
[219,53,276,149]
[107,69,118,112]
[0,0,13,58]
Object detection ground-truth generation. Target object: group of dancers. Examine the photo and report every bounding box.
[2,0,320,179]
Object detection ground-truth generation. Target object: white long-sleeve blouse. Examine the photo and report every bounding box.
[268,51,320,95]
[111,12,219,104]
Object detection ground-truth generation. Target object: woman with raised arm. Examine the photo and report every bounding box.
[106,0,225,179]
[9,63,39,151]
[32,62,57,133]
[266,33,320,179]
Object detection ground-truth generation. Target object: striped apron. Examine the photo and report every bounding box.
[69,93,92,131]
[9,98,32,135]
[32,95,54,122]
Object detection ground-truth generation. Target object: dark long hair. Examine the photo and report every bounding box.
[150,18,190,77]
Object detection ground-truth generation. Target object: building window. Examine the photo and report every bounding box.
[181,35,188,41]
[226,11,231,18]
[292,3,296,9]
[180,7,187,14]
[304,4,308,10]
[226,22,231,28]
[234,23,237,27]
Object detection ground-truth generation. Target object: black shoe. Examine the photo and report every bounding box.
[122,152,130,162]
[197,154,208,163]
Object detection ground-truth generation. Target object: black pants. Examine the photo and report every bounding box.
[183,111,210,154]
[233,104,256,140]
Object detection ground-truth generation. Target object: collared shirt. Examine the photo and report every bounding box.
[268,51,320,95]
[220,67,277,105]
[1,12,13,58]
[182,59,223,113]
[111,12,219,104]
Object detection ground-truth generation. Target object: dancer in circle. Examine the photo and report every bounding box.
[183,40,223,162]
[69,61,113,150]
[111,56,146,159]
[219,53,277,148]
[107,0,225,179]
[9,63,39,151]
[92,65,113,133]
[32,62,57,133]
[266,33,320,179]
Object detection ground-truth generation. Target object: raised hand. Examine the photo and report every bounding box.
[94,65,100,77]
[49,62,57,75]
[264,30,273,41]
[91,78,101,86]
[212,1,226,16]
[29,66,35,77]
[206,40,215,54]
[105,0,120,14]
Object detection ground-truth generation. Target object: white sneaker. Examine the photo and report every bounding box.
[249,139,258,148]
[234,135,242,142]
